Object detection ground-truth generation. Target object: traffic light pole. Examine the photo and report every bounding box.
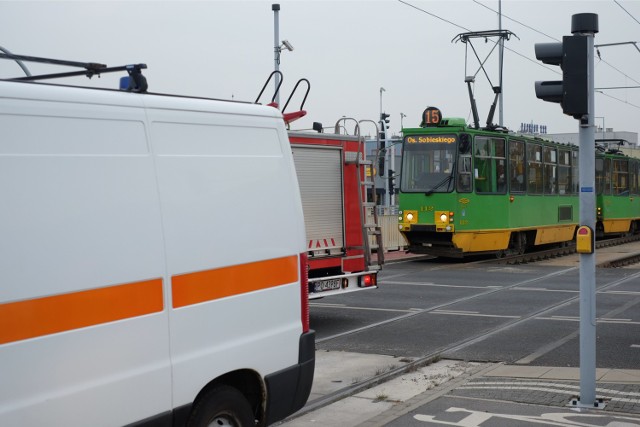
[575,14,601,409]
[535,12,601,409]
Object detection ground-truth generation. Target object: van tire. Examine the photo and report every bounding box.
[188,385,255,427]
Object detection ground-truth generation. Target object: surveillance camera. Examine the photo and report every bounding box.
[281,40,294,51]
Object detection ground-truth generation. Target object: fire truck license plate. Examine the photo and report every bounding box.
[314,278,341,292]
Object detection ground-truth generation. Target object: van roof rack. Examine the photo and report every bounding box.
[0,52,148,92]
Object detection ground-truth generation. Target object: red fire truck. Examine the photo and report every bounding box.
[256,72,383,298]
[288,126,383,299]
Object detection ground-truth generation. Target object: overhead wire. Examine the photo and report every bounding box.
[472,0,640,86]
[597,90,640,110]
[614,0,640,26]
[472,0,560,42]
[397,0,470,32]
[397,0,560,75]
[398,0,640,113]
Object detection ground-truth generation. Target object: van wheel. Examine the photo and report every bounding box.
[188,385,255,427]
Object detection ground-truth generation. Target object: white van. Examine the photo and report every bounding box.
[0,78,314,426]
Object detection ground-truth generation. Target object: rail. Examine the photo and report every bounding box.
[491,234,640,266]
[283,259,640,424]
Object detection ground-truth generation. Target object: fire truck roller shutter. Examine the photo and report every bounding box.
[291,146,345,254]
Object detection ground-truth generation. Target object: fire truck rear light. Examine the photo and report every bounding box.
[360,274,375,287]
[342,278,349,289]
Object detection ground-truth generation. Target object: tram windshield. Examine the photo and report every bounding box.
[401,134,456,193]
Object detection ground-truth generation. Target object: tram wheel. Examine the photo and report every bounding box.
[506,232,527,256]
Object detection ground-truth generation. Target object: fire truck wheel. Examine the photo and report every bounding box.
[187,385,254,427]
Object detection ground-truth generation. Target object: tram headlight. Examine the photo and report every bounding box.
[440,213,448,223]
[402,210,418,224]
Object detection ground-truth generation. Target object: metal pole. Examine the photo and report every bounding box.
[498,0,504,126]
[576,13,599,408]
[390,130,395,207]
[273,4,281,107]
[0,45,31,77]
[380,87,388,207]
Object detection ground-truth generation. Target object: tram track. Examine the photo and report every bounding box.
[300,264,640,420]
[305,267,577,415]
[315,267,575,344]
[490,234,640,266]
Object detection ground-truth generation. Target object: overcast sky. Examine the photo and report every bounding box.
[2,0,640,139]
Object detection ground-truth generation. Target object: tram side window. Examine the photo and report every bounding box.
[543,146,558,195]
[604,158,612,194]
[632,160,640,196]
[474,136,506,194]
[509,140,526,193]
[596,158,612,195]
[571,150,580,194]
[596,157,613,195]
[457,155,472,193]
[613,159,629,196]
[527,143,543,194]
[557,149,572,195]
[596,158,604,194]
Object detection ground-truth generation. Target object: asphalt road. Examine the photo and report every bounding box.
[311,258,640,369]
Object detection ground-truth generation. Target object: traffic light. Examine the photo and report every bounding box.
[378,120,386,151]
[388,169,395,195]
[534,35,588,120]
[378,154,385,177]
[378,113,390,177]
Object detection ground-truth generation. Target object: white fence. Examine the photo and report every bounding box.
[366,208,408,252]
[378,214,408,251]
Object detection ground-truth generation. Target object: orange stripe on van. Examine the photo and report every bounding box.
[172,255,299,308]
[0,279,163,345]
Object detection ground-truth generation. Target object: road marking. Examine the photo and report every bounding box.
[386,281,502,289]
[431,309,520,319]
[415,407,640,426]
[512,287,577,293]
[603,290,640,295]
[458,380,640,402]
[535,316,638,325]
[310,303,414,313]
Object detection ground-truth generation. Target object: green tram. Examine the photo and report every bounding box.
[397,107,640,258]
[596,148,640,238]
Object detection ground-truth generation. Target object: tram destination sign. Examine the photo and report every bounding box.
[406,135,457,144]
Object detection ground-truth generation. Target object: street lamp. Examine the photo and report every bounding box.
[400,113,406,131]
[272,4,294,106]
[379,87,385,117]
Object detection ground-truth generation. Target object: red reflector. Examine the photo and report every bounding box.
[578,228,589,235]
